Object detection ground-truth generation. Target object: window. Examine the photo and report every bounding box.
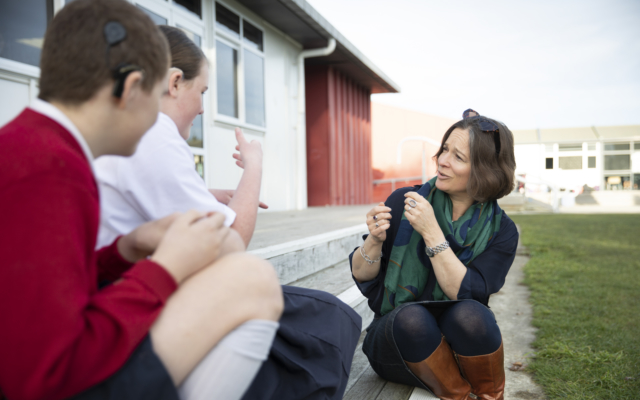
[604,155,631,171]
[545,144,554,153]
[194,154,205,179]
[635,143,640,150]
[137,5,168,25]
[244,49,265,126]
[634,175,640,190]
[215,2,265,127]
[605,175,630,190]
[588,156,596,169]
[604,142,630,151]
[174,0,202,18]
[545,158,553,169]
[559,143,582,152]
[559,156,582,170]
[216,40,238,117]
[0,0,53,67]
[587,143,596,151]
[216,3,240,39]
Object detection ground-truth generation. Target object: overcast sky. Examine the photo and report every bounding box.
[306,0,640,130]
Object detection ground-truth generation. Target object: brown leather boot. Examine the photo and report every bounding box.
[405,337,472,400]
[457,342,506,400]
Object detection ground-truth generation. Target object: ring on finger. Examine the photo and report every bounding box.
[375,222,379,228]
[373,215,377,221]
[408,199,417,208]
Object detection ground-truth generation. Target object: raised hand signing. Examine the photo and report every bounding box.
[403,192,445,247]
[232,127,262,170]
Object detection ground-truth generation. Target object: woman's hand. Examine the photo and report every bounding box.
[366,202,392,243]
[151,210,231,284]
[117,213,180,263]
[403,192,445,247]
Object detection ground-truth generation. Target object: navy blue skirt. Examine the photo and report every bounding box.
[242,285,362,400]
[70,335,178,400]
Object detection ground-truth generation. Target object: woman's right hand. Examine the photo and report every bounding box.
[151,210,231,284]
[366,202,392,243]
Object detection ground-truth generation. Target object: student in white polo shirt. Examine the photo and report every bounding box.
[95,26,362,400]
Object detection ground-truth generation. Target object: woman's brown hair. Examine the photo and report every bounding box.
[158,26,206,81]
[434,116,516,203]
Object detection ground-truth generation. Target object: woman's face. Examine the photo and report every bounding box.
[435,128,472,198]
[175,61,208,140]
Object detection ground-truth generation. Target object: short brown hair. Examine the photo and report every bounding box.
[39,0,169,104]
[158,26,206,81]
[434,116,516,202]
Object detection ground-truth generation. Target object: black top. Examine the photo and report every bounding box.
[349,185,519,317]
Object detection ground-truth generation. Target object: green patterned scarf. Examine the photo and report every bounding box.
[380,177,502,316]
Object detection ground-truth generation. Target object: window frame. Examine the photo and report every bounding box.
[213,0,267,132]
[602,140,635,190]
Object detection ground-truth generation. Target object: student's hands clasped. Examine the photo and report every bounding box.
[151,210,231,283]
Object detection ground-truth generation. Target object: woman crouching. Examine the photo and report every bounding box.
[350,109,519,400]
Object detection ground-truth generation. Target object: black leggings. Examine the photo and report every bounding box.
[392,300,502,363]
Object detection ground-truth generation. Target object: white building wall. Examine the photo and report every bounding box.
[206,0,302,211]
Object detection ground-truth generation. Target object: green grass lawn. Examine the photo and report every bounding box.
[510,214,640,399]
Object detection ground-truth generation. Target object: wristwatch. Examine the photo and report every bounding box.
[425,240,450,257]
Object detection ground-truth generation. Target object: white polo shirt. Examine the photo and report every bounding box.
[95,112,236,249]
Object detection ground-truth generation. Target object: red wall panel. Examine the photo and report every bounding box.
[306,65,372,206]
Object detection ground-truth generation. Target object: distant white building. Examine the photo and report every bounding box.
[512,125,640,191]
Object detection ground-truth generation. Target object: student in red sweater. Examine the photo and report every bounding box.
[0,1,283,400]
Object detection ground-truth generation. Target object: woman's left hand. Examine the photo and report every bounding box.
[404,192,445,246]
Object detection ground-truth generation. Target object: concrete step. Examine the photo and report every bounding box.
[248,224,367,285]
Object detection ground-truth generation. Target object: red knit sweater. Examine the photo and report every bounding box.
[0,109,177,400]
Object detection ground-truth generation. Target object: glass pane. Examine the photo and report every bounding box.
[605,175,630,190]
[634,175,640,190]
[188,113,203,148]
[545,158,553,169]
[194,154,205,179]
[177,26,201,47]
[137,5,167,25]
[559,156,582,170]
[174,0,201,18]
[215,3,240,39]
[604,142,630,151]
[216,40,237,118]
[244,49,265,126]
[588,156,596,168]
[558,143,582,152]
[243,20,263,51]
[0,0,51,67]
[587,143,596,151]
[635,143,640,150]
[604,155,630,170]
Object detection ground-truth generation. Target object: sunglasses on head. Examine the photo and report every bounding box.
[462,108,501,156]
